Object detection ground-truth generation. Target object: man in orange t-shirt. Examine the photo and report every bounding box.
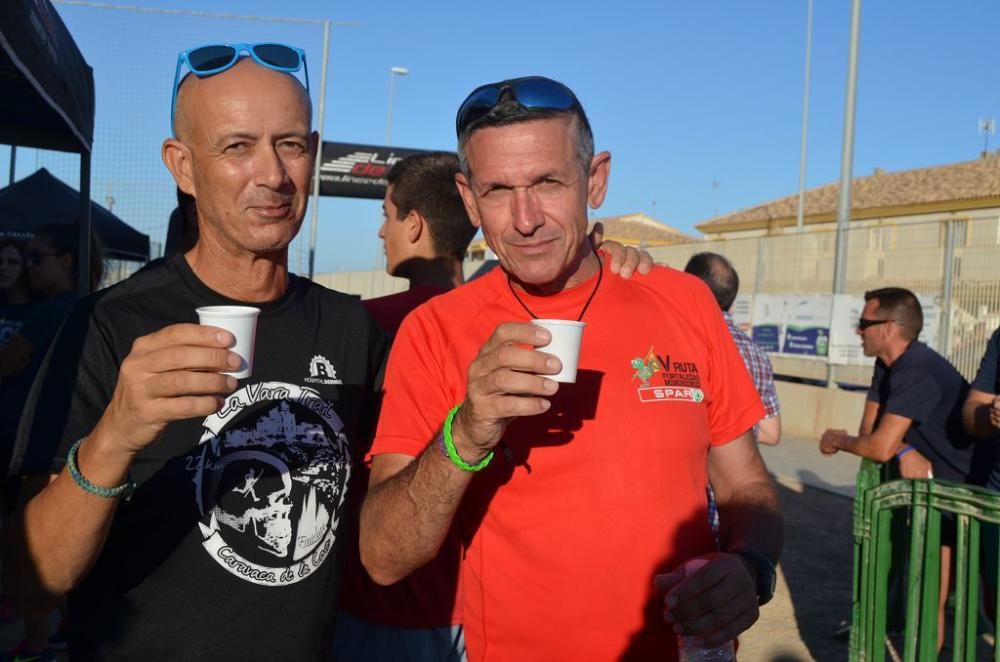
[360,76,783,661]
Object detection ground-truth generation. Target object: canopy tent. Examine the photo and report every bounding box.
[0,0,100,292]
[0,168,149,261]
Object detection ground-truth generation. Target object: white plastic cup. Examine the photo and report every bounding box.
[530,319,586,383]
[196,305,261,379]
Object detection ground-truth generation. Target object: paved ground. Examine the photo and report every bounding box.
[738,437,858,662]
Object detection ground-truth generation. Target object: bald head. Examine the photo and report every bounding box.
[161,56,318,261]
[684,252,740,311]
[172,57,312,141]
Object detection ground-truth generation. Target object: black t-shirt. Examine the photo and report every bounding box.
[1,293,75,464]
[0,301,32,347]
[971,326,1000,395]
[970,326,1000,489]
[0,300,37,454]
[12,254,388,661]
[867,340,992,485]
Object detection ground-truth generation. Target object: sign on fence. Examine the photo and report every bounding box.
[781,295,832,356]
[750,294,831,357]
[749,293,939,365]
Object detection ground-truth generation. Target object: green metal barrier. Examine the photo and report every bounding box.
[850,458,1000,661]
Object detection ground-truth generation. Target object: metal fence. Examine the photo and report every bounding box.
[647,217,1000,381]
[849,459,1000,661]
[316,216,1000,381]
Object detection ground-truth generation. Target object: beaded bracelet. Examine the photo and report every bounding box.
[67,438,136,500]
[442,404,493,472]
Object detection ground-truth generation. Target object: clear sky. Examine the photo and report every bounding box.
[3,0,998,274]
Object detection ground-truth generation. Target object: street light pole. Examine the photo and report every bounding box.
[833,0,862,295]
[795,0,814,233]
[385,66,409,145]
[307,19,333,281]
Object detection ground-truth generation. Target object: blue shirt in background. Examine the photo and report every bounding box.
[868,340,994,486]
[971,326,1000,395]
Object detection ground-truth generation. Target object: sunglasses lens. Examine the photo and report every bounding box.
[510,77,577,111]
[456,77,580,135]
[456,87,501,134]
[188,45,237,72]
[253,44,301,69]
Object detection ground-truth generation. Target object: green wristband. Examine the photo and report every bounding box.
[442,404,493,472]
[66,438,136,500]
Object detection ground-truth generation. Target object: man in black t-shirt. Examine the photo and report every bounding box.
[963,326,1000,446]
[961,325,1000,608]
[3,49,388,661]
[819,287,988,652]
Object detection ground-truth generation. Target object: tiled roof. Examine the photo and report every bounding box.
[587,213,697,245]
[696,154,1000,231]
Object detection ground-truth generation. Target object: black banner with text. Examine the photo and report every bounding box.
[318,142,452,199]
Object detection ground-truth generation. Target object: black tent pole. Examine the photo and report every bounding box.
[7,145,14,185]
[78,150,91,297]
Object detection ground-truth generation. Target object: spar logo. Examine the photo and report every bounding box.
[637,386,705,404]
[631,345,704,404]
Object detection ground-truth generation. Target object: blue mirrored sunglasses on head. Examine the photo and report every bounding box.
[170,42,309,133]
[455,76,581,136]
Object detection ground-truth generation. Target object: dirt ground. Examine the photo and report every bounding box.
[739,476,854,662]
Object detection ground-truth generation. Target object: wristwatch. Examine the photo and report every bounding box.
[731,546,777,606]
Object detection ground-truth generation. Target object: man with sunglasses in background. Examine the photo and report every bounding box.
[4,44,389,660]
[819,287,994,652]
[360,76,782,661]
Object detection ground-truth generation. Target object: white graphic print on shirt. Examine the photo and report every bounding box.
[186,381,351,586]
[0,317,23,347]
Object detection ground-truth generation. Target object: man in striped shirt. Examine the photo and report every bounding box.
[685,252,781,445]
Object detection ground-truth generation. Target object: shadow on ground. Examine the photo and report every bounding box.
[775,479,853,662]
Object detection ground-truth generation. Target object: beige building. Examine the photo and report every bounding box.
[645,153,1000,296]
[641,153,1000,437]
[644,152,1000,389]
[696,152,1000,240]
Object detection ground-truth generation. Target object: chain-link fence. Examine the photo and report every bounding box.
[647,216,1000,381]
[4,1,332,279]
[319,216,1000,383]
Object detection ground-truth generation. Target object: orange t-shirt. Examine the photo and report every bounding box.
[370,261,764,661]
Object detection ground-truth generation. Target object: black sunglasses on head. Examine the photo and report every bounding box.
[857,318,893,330]
[455,76,582,136]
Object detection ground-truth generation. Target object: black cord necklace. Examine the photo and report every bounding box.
[506,256,603,322]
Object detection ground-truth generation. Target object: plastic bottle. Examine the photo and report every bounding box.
[676,559,736,662]
[815,330,829,357]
